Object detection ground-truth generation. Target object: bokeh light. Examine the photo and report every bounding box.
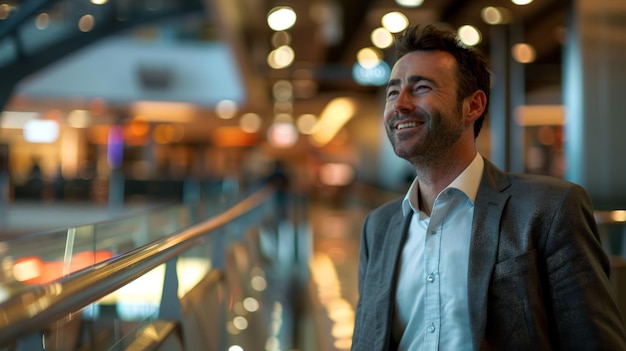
[371,27,394,49]
[356,47,382,69]
[395,0,424,7]
[512,43,536,63]
[381,12,409,33]
[239,112,262,133]
[267,45,295,69]
[267,6,297,31]
[457,25,482,46]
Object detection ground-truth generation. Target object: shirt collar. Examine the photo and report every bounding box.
[402,153,484,216]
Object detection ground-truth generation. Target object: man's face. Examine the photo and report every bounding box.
[384,50,468,164]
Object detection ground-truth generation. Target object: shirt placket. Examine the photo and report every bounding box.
[423,207,443,350]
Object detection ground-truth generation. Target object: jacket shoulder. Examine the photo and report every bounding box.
[483,158,585,197]
[368,198,403,221]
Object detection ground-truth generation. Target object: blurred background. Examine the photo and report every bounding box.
[3,0,616,219]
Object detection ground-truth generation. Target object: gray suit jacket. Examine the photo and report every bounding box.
[351,160,626,350]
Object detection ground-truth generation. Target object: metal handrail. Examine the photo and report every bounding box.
[0,184,276,346]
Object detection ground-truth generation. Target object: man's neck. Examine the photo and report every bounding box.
[414,151,476,215]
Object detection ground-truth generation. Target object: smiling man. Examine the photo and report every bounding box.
[351,24,626,350]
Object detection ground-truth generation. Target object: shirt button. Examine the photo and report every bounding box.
[427,324,436,333]
[427,274,435,282]
[430,230,436,235]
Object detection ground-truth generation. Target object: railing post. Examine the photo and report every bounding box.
[159,257,183,322]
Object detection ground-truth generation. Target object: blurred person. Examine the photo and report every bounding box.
[26,158,44,199]
[351,24,626,350]
[267,160,290,220]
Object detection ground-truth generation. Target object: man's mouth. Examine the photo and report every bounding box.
[396,121,419,130]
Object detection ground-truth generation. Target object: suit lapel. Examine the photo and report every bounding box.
[376,207,411,350]
[468,160,510,350]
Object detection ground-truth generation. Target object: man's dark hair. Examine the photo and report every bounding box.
[395,24,491,138]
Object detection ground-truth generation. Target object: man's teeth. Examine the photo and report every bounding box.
[397,122,418,130]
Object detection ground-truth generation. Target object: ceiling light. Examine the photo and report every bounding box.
[267,45,295,69]
[395,0,424,7]
[512,43,536,63]
[511,0,533,5]
[78,15,95,32]
[267,6,297,31]
[381,12,409,33]
[371,27,394,49]
[481,6,512,25]
[356,47,382,69]
[457,25,482,46]
[0,4,11,20]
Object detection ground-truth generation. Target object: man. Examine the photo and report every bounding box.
[351,24,626,350]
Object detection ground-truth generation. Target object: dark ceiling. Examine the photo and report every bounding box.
[212,0,570,108]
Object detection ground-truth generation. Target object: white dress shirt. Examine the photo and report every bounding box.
[392,153,484,351]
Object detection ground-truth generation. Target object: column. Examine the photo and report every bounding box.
[564,0,626,209]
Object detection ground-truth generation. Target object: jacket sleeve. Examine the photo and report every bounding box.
[544,184,626,350]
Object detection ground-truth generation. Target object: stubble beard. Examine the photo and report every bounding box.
[388,104,465,169]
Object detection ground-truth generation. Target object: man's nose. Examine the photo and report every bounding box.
[394,90,414,113]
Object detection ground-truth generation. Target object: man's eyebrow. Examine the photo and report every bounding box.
[386,75,434,90]
[386,78,401,90]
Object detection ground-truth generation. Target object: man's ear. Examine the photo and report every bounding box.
[466,90,487,123]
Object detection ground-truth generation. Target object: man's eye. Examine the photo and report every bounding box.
[387,90,399,98]
[414,85,430,93]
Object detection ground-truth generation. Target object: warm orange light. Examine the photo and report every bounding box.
[212,126,259,147]
[124,120,150,145]
[72,250,114,269]
[311,97,356,146]
[87,125,111,145]
[13,251,114,285]
[132,101,197,123]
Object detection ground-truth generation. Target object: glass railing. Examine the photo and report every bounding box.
[0,181,309,351]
